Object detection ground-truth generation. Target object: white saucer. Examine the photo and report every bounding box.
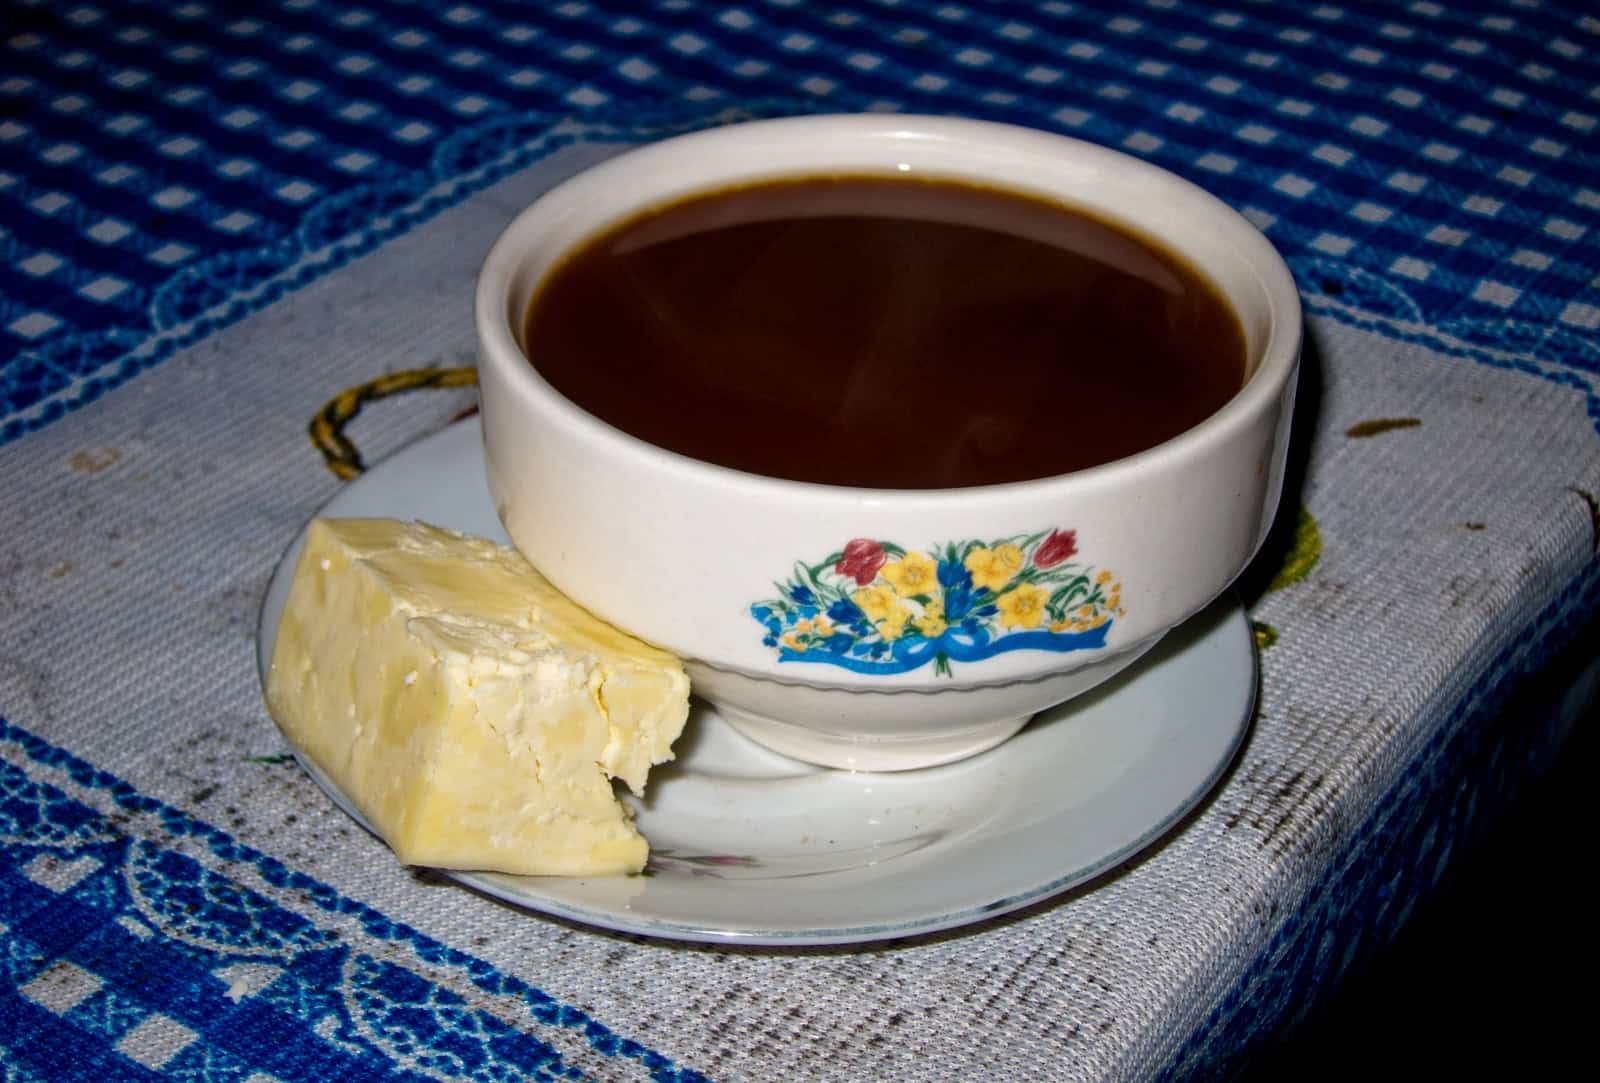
[257,418,1254,946]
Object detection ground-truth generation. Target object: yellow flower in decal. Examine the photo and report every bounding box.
[965,543,1025,592]
[853,586,911,640]
[996,582,1049,629]
[781,631,807,652]
[1096,570,1113,585]
[882,551,938,597]
[1078,604,1095,617]
[811,616,834,637]
[915,597,947,638]
[852,585,897,621]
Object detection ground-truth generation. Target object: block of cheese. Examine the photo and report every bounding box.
[264,517,690,877]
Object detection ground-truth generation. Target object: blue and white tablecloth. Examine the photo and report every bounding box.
[3,1,1597,1079]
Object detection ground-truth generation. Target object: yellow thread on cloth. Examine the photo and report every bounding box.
[309,367,478,479]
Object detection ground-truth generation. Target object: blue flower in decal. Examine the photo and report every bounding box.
[827,598,864,625]
[942,585,975,621]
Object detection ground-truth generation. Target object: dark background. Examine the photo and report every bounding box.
[1235,676,1591,1080]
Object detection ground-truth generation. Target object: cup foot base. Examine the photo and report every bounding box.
[715,704,1033,772]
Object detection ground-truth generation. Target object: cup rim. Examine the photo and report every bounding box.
[476,113,1302,504]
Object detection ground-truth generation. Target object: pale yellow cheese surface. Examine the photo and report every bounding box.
[265,518,690,876]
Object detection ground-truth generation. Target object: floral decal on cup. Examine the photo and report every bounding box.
[750,529,1124,676]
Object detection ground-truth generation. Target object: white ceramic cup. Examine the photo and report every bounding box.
[476,114,1300,771]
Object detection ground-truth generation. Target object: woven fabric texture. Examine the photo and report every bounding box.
[2,1,1598,1080]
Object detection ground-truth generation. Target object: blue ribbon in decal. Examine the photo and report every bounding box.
[776,622,1112,675]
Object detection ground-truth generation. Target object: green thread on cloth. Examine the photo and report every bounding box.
[1345,417,1422,438]
[1265,506,1323,593]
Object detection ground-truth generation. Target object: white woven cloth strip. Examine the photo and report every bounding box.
[2,140,1596,1082]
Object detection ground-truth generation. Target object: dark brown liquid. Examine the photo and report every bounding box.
[522,176,1246,488]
